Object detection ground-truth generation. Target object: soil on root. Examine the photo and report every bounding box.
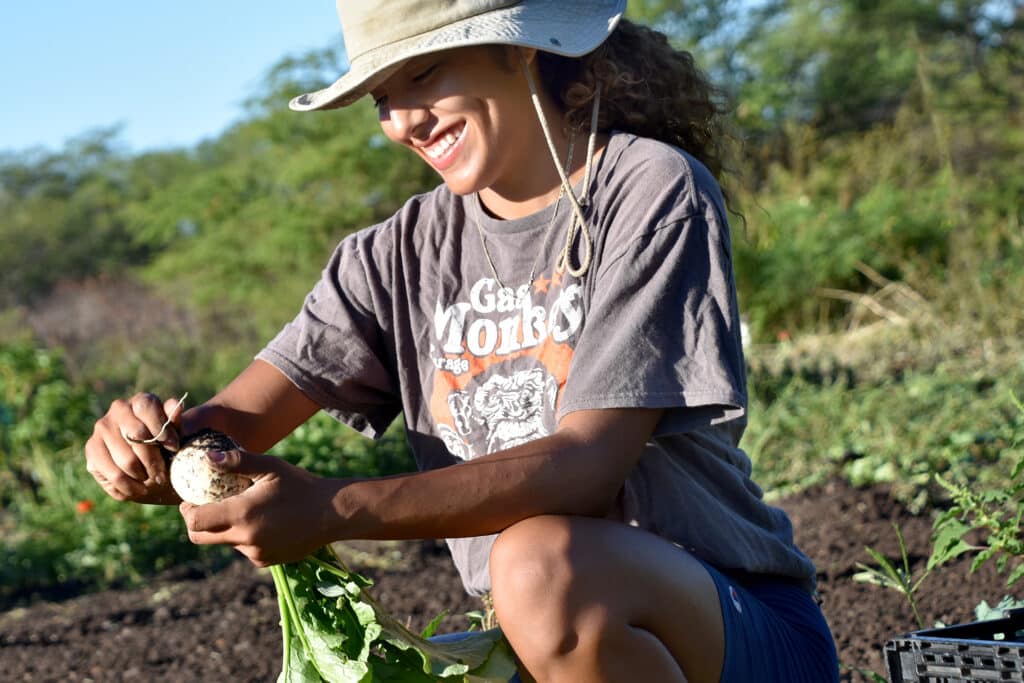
[0,478,1015,682]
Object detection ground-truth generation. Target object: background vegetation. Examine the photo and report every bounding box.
[2,0,1022,657]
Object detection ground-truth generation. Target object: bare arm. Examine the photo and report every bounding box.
[182,359,321,452]
[333,407,662,540]
[183,406,663,564]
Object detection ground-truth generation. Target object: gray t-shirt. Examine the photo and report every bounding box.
[258,131,818,595]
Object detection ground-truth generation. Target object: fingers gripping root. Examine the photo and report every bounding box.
[120,392,188,446]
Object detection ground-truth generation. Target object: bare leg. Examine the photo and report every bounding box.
[489,515,722,683]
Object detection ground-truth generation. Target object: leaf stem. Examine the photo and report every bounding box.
[273,562,328,681]
[272,566,292,680]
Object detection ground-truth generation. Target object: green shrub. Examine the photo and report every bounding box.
[930,394,1024,586]
[746,336,1024,509]
[0,344,96,501]
[270,413,415,480]
[0,342,228,604]
[0,442,231,604]
[0,341,417,605]
[734,170,954,340]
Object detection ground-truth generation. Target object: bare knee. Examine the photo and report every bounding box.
[491,516,631,681]
[489,516,579,648]
[488,516,716,682]
[490,515,575,616]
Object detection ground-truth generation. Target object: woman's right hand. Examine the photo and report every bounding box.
[84,392,186,505]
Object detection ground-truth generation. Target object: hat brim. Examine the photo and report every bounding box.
[290,0,626,112]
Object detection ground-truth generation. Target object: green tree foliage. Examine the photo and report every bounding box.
[0,128,159,306]
[727,0,1023,337]
[1,4,1018,341]
[122,48,437,346]
[727,0,1023,134]
[619,1,1021,338]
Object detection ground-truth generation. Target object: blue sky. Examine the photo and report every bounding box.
[0,2,343,154]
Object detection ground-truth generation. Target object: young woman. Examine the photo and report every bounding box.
[84,2,839,681]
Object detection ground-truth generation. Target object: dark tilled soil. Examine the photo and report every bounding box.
[0,478,1015,682]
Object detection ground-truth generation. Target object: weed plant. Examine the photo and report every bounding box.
[850,391,1024,682]
[0,343,219,606]
[929,394,1024,587]
[747,356,1024,509]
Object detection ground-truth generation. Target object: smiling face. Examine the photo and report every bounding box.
[371,46,558,204]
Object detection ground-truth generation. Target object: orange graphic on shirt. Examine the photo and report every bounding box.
[429,335,573,432]
[428,275,583,459]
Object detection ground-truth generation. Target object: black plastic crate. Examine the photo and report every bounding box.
[886,608,1024,682]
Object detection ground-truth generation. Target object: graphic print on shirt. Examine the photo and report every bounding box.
[429,273,582,460]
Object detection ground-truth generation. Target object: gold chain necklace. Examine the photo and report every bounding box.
[472,136,575,300]
[471,55,602,298]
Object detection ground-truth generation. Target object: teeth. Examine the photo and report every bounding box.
[425,127,464,159]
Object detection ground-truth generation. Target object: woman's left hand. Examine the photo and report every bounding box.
[179,450,343,567]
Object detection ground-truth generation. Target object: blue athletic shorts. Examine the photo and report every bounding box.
[432,563,839,683]
[703,561,840,683]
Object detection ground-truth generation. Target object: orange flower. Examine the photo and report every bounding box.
[75,499,95,514]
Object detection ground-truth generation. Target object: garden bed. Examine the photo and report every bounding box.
[0,477,1014,682]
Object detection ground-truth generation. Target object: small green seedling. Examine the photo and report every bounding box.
[854,522,930,630]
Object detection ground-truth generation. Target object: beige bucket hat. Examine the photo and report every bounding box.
[290,0,627,111]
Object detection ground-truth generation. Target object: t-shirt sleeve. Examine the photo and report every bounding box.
[256,225,402,438]
[557,198,748,436]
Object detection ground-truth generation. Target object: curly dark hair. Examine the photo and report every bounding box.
[538,19,734,193]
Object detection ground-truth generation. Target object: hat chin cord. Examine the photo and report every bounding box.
[519,52,601,278]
